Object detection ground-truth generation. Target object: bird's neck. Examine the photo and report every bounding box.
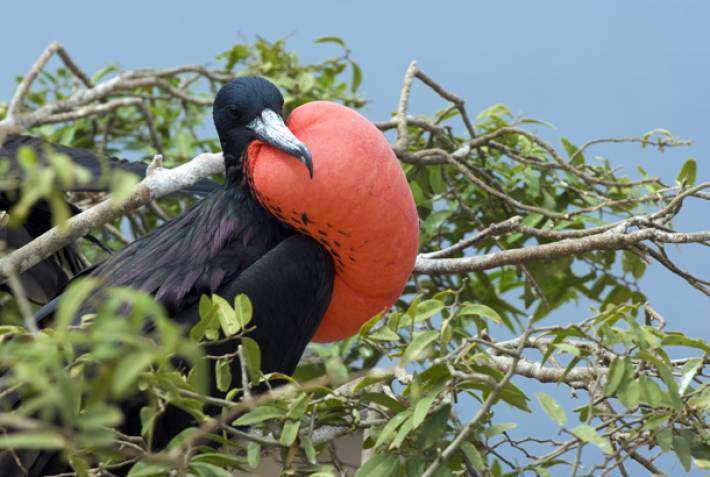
[218,129,293,235]
[220,129,253,185]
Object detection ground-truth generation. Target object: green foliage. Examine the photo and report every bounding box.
[219,36,366,112]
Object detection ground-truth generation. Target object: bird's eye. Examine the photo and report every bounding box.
[228,105,242,119]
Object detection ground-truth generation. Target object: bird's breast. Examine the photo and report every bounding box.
[247,102,419,341]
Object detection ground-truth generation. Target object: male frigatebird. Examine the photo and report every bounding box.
[0,76,419,475]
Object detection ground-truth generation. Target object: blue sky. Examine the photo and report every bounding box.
[2,2,708,474]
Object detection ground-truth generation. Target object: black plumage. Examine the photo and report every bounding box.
[0,77,334,475]
[0,135,218,303]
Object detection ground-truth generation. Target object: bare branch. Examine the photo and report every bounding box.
[415,225,710,274]
[0,41,230,145]
[422,216,523,258]
[8,41,62,117]
[393,60,418,153]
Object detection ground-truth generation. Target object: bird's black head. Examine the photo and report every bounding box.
[213,77,312,180]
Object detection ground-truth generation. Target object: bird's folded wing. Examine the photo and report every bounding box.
[175,234,334,382]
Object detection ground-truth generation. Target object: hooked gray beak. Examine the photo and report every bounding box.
[247,109,313,178]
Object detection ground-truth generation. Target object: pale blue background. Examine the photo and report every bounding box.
[2,2,708,474]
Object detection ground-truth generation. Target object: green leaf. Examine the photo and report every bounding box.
[191,295,219,342]
[301,435,317,464]
[325,357,349,386]
[404,455,426,476]
[190,450,250,467]
[234,293,253,328]
[221,44,250,71]
[461,441,485,471]
[68,455,91,477]
[351,62,363,92]
[48,190,71,229]
[127,461,171,477]
[297,73,316,93]
[561,137,585,165]
[315,36,346,47]
[642,128,673,144]
[689,390,710,411]
[415,299,445,321]
[54,278,99,333]
[369,326,400,341]
[109,169,139,204]
[361,392,407,413]
[77,404,123,430]
[240,336,261,384]
[477,103,512,122]
[639,375,667,408]
[572,424,612,454]
[389,416,414,449]
[212,295,240,337]
[661,333,710,353]
[0,431,65,449]
[422,209,452,235]
[677,158,697,186]
[247,441,261,468]
[354,452,400,477]
[112,351,154,398]
[374,411,410,449]
[673,434,692,471]
[232,406,285,426]
[215,359,232,392]
[280,419,300,447]
[287,394,310,420]
[678,358,702,395]
[359,312,385,337]
[645,355,683,411]
[92,64,118,82]
[622,251,646,280]
[457,303,502,325]
[643,413,670,431]
[190,462,234,477]
[484,422,517,439]
[656,427,673,452]
[175,130,194,158]
[603,357,627,396]
[617,379,641,409]
[412,394,437,430]
[401,330,438,365]
[535,392,567,427]
[199,294,212,319]
[352,370,393,393]
[553,343,581,357]
[415,404,450,450]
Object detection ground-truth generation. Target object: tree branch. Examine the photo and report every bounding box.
[414,225,710,274]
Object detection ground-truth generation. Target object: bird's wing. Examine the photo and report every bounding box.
[177,234,334,378]
[1,135,219,196]
[0,135,221,305]
[33,186,290,319]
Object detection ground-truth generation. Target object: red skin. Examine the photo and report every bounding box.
[247,101,419,342]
